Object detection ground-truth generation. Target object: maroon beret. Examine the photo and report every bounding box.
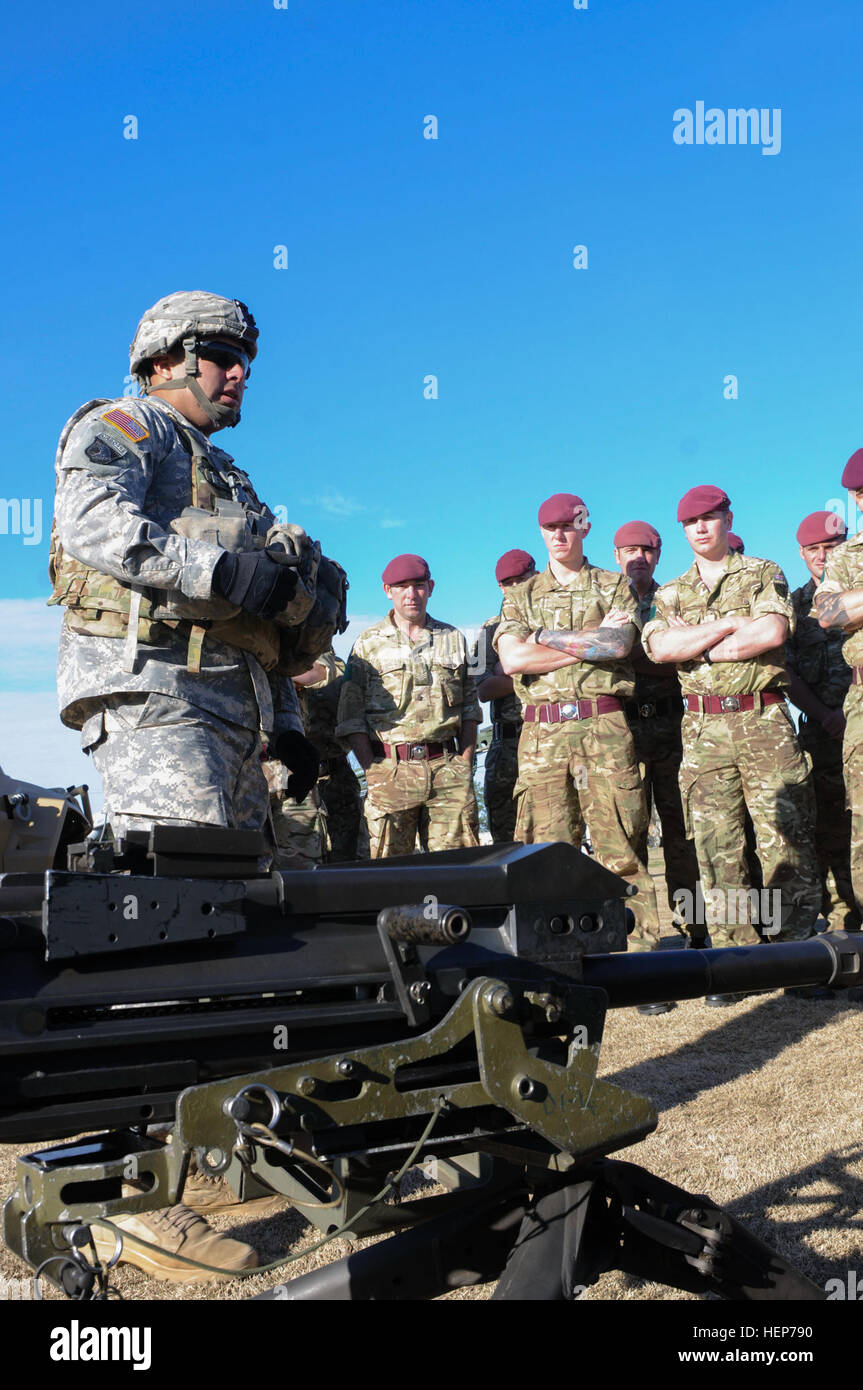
[495,549,535,583]
[727,533,745,554]
[841,449,863,490]
[613,520,661,550]
[676,484,731,523]
[538,493,587,528]
[796,511,847,547]
[381,553,430,585]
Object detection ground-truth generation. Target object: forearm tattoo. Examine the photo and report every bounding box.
[815,592,851,629]
[536,625,630,661]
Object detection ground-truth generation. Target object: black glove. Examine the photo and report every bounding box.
[214,549,298,619]
[273,730,320,802]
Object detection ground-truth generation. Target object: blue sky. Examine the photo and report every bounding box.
[1,0,862,793]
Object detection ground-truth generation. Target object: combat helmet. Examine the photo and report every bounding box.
[129,291,259,429]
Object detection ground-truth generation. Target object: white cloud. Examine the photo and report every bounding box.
[380,518,405,529]
[306,492,368,519]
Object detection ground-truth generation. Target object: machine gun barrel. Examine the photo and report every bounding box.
[584,932,863,1006]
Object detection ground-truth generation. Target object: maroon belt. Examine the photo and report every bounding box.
[685,692,785,715]
[523,697,623,724]
[379,740,456,761]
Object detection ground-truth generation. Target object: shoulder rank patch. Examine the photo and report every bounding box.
[84,436,124,466]
[773,578,789,598]
[101,407,149,443]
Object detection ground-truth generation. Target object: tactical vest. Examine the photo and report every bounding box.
[48,400,281,673]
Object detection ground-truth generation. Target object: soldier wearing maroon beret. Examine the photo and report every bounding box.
[786,511,858,931]
[494,494,658,934]
[728,533,745,555]
[472,549,537,842]
[642,485,820,966]
[336,554,481,856]
[613,520,700,951]
[815,451,863,917]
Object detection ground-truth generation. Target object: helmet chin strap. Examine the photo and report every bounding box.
[143,335,242,429]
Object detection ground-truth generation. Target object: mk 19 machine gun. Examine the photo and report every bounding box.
[0,775,860,1301]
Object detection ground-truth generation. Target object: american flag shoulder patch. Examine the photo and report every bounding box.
[101,407,149,443]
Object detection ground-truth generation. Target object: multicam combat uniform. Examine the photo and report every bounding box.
[816,534,863,916]
[474,617,522,842]
[642,553,820,945]
[51,395,303,834]
[494,562,658,935]
[267,653,363,867]
[626,583,700,933]
[336,614,481,857]
[786,578,858,930]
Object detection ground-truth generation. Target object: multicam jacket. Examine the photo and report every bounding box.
[299,651,351,758]
[336,613,481,744]
[818,532,863,670]
[786,578,851,709]
[493,561,639,703]
[641,553,794,697]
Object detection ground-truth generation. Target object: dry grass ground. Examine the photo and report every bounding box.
[2,855,861,1302]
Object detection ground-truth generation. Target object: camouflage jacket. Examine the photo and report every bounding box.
[642,553,793,697]
[52,394,301,736]
[818,532,863,670]
[786,578,851,709]
[493,561,639,703]
[473,617,522,726]
[297,651,350,759]
[336,613,481,744]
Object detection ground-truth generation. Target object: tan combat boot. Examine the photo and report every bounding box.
[182,1169,283,1215]
[91,1204,258,1284]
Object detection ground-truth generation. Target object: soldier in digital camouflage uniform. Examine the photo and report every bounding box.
[815,449,863,917]
[786,511,859,931]
[51,292,318,841]
[613,521,700,942]
[642,485,820,963]
[337,554,481,857]
[495,494,658,937]
[266,650,362,866]
[474,549,536,842]
[51,291,321,1279]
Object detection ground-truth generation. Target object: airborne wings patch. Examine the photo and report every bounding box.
[101,407,149,443]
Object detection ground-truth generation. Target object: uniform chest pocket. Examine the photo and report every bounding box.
[437,658,464,709]
[543,597,584,630]
[369,652,408,712]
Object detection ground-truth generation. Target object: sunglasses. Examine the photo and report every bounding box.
[197,340,251,377]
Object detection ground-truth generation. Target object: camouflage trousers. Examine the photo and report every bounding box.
[678,703,820,946]
[513,711,658,938]
[484,733,519,843]
[319,757,363,862]
[840,688,863,920]
[83,692,267,835]
[629,712,700,935]
[263,757,328,869]
[363,752,479,858]
[798,716,860,930]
